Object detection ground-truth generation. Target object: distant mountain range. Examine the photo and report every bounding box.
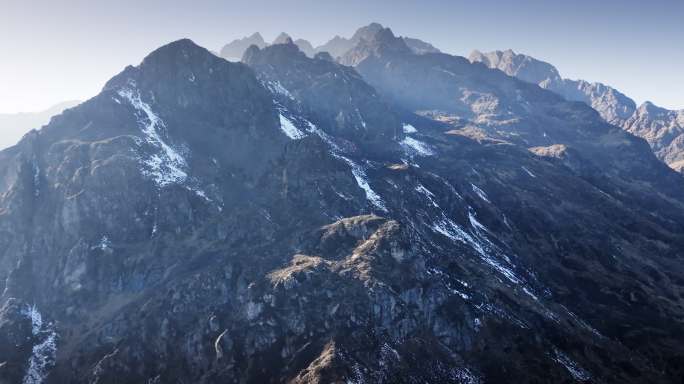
[470,49,684,172]
[219,22,441,62]
[0,100,80,150]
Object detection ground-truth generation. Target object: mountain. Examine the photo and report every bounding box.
[0,101,80,150]
[469,49,684,172]
[219,32,266,60]
[1,31,684,384]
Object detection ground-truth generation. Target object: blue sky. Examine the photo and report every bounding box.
[1,0,682,112]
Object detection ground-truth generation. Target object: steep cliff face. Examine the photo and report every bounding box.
[1,36,684,384]
[470,49,684,172]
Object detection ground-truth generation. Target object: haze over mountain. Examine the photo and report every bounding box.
[219,23,440,62]
[0,101,80,150]
[470,49,684,172]
[4,0,683,115]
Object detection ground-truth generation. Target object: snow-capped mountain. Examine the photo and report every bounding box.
[1,28,683,384]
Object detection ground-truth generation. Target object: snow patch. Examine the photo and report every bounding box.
[21,305,58,384]
[552,347,591,381]
[432,213,523,286]
[32,162,40,197]
[476,302,528,329]
[415,183,439,207]
[118,87,188,187]
[355,108,367,129]
[278,113,307,140]
[468,210,488,233]
[306,120,387,212]
[96,236,112,252]
[437,68,457,77]
[521,166,536,178]
[470,183,490,202]
[402,123,417,133]
[348,161,387,212]
[400,136,435,156]
[449,367,480,384]
[265,80,294,100]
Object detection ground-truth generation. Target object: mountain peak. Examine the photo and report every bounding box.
[104,38,213,88]
[273,32,293,45]
[351,22,385,41]
[136,38,218,72]
[339,26,411,66]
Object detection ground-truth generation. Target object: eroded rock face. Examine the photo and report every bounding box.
[1,34,684,384]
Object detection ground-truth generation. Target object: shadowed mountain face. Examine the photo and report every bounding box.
[1,31,684,384]
[470,49,684,172]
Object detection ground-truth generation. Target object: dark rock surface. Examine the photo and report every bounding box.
[1,31,684,384]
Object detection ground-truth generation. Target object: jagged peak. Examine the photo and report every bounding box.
[273,32,293,45]
[351,22,385,41]
[104,38,247,93]
[357,26,410,53]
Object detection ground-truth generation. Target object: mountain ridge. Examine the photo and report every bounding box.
[469,49,684,172]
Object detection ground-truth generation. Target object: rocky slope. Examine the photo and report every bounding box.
[0,32,683,384]
[469,49,684,172]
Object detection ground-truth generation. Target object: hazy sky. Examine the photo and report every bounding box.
[1,0,682,113]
